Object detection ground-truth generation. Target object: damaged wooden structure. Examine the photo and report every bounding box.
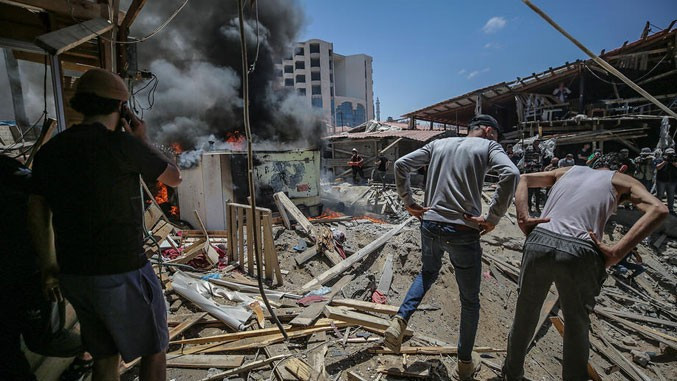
[404,22,677,154]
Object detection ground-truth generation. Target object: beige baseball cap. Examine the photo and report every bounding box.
[75,68,129,101]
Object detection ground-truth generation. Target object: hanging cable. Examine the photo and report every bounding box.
[248,0,261,74]
[237,0,287,340]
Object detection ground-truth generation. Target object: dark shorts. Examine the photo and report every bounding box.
[60,262,168,362]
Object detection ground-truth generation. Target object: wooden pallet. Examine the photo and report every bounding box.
[226,202,282,285]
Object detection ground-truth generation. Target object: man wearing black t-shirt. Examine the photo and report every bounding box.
[373,155,389,188]
[29,69,181,380]
[576,143,591,166]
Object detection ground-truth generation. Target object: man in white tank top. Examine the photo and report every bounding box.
[503,153,668,381]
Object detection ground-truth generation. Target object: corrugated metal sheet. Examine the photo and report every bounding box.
[325,129,451,142]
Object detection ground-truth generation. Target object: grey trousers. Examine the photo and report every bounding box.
[503,228,607,381]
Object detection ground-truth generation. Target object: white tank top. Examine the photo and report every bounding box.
[539,166,617,241]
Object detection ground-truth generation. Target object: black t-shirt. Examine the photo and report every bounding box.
[377,156,388,171]
[0,155,38,284]
[31,124,168,275]
[656,157,677,182]
[576,148,590,165]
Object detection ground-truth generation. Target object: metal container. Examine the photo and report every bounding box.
[178,149,321,230]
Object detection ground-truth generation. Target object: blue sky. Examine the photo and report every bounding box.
[298,0,676,121]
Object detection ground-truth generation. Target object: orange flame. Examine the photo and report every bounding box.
[354,215,387,224]
[309,208,344,221]
[171,143,183,154]
[226,131,246,150]
[155,181,169,204]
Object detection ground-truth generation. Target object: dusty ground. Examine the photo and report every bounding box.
[118,184,677,381]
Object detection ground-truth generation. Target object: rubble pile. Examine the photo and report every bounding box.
[123,185,676,380]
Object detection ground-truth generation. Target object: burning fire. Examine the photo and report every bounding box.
[309,208,344,220]
[354,215,387,224]
[171,143,183,154]
[154,181,179,217]
[226,131,246,150]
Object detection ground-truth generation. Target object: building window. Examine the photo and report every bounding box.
[295,74,306,83]
[312,97,323,108]
[284,65,293,73]
[330,73,333,83]
[310,58,320,67]
[355,104,366,125]
[336,101,354,126]
[329,60,333,70]
[310,43,320,53]
[311,71,320,81]
[297,88,306,96]
[295,61,305,70]
[330,87,334,96]
[312,85,321,95]
[294,46,304,56]
[284,78,294,86]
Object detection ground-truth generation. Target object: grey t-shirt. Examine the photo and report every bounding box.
[394,137,520,229]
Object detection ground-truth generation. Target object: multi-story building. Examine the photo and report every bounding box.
[276,39,374,127]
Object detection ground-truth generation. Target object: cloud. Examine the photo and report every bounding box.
[458,69,466,75]
[467,68,490,80]
[482,16,507,34]
[484,42,501,49]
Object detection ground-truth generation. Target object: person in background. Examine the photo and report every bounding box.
[523,139,544,214]
[386,114,519,380]
[503,153,667,380]
[586,148,602,167]
[558,153,575,168]
[553,81,572,103]
[372,155,389,189]
[349,148,365,185]
[655,147,677,215]
[619,148,636,176]
[577,143,591,165]
[29,68,182,381]
[506,144,521,167]
[633,147,656,191]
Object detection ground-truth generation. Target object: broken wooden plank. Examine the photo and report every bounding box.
[308,331,328,380]
[166,354,244,369]
[324,305,413,335]
[273,192,292,229]
[373,254,393,303]
[285,357,324,381]
[593,319,651,381]
[549,316,602,381]
[266,344,297,381]
[295,247,319,266]
[274,192,314,234]
[369,346,506,355]
[594,308,677,350]
[302,217,415,291]
[35,18,114,55]
[200,354,289,381]
[290,275,353,327]
[168,312,208,340]
[595,307,677,329]
[330,298,437,316]
[346,371,369,381]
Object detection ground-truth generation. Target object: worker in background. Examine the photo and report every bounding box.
[503,153,667,380]
[654,147,677,215]
[506,144,521,166]
[558,153,575,168]
[386,114,519,380]
[633,147,656,191]
[523,139,544,214]
[619,148,636,176]
[372,155,389,189]
[0,154,93,381]
[586,148,602,167]
[542,157,559,200]
[552,81,572,103]
[576,143,591,165]
[29,68,182,381]
[348,148,365,184]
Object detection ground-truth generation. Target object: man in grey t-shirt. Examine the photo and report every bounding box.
[384,114,520,380]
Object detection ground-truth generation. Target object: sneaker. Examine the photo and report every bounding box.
[457,351,481,380]
[384,315,407,352]
[59,357,93,381]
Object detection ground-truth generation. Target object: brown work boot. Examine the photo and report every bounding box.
[383,315,407,352]
[457,351,481,380]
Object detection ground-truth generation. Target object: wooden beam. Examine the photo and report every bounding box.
[0,0,124,20]
[200,354,290,381]
[302,217,415,291]
[120,0,148,31]
[274,192,314,235]
[35,17,113,55]
[379,137,403,155]
[166,355,244,369]
[368,346,506,355]
[323,305,413,335]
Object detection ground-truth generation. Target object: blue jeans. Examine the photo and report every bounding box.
[396,220,481,361]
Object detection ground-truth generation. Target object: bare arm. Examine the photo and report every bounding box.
[655,160,667,170]
[158,162,182,187]
[514,167,571,234]
[590,173,668,266]
[28,194,62,301]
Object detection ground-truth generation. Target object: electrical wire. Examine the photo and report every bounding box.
[67,0,189,44]
[129,74,159,119]
[248,0,261,74]
[237,0,288,340]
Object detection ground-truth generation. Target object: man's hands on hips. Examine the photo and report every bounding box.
[517,216,551,236]
[405,203,430,221]
[589,231,620,267]
[463,214,496,235]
